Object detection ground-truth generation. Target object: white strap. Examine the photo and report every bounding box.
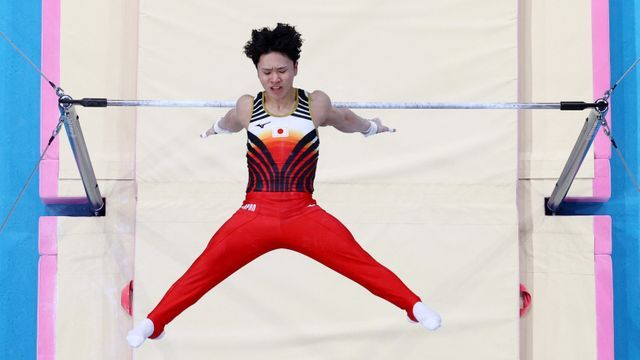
[362,120,378,137]
[213,118,231,134]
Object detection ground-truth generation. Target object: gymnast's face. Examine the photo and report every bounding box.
[257,52,298,101]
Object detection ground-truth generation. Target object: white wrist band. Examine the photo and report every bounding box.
[213,118,232,134]
[362,120,378,137]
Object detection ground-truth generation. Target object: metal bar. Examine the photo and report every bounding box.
[59,97,607,111]
[546,109,603,213]
[333,102,563,110]
[107,99,236,108]
[104,99,562,110]
[60,97,574,110]
[60,104,104,215]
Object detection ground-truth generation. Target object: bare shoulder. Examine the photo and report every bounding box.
[235,94,254,126]
[236,94,254,115]
[310,89,328,99]
[309,90,333,126]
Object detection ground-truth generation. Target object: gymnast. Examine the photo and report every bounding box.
[127,22,441,348]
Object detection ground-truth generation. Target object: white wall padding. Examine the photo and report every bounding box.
[133,1,519,359]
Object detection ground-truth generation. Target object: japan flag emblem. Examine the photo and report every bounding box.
[272,127,289,138]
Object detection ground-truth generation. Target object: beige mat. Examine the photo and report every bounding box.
[133,1,519,359]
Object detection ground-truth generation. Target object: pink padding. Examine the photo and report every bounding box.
[595,254,614,360]
[37,255,57,360]
[39,159,59,203]
[594,112,612,160]
[40,0,61,202]
[563,0,611,203]
[39,1,61,360]
[39,0,94,207]
[591,2,614,358]
[38,217,58,255]
[592,159,611,201]
[594,215,613,360]
[563,155,610,203]
[594,216,612,255]
[591,0,611,201]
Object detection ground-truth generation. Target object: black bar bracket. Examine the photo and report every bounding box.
[59,97,108,107]
[560,99,609,112]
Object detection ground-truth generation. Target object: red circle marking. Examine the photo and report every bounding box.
[277,128,284,134]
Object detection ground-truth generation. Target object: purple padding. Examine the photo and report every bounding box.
[594,216,613,360]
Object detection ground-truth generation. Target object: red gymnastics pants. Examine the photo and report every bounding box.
[147,192,421,338]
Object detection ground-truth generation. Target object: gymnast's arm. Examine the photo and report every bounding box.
[310,90,395,136]
[201,95,252,137]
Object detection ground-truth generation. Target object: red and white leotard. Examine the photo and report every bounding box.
[147,89,421,338]
[245,89,319,193]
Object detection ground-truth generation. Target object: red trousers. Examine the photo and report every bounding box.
[147,192,420,338]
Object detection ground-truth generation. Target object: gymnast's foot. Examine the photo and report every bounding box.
[127,318,164,348]
[411,302,442,331]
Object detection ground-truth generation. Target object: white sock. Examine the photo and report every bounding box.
[127,318,158,348]
[412,302,442,331]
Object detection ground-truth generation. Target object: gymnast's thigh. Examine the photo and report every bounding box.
[196,209,277,273]
[282,206,374,263]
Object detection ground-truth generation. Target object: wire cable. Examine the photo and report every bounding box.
[0,30,60,92]
[598,56,640,192]
[0,119,64,237]
[606,57,640,98]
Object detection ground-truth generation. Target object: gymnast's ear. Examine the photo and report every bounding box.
[294,62,298,76]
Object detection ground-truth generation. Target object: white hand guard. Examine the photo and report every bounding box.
[362,120,378,137]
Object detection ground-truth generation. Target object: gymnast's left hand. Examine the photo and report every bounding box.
[199,127,215,138]
[372,118,396,134]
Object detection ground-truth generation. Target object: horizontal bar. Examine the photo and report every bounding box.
[58,97,607,111]
[335,102,562,110]
[109,99,235,108]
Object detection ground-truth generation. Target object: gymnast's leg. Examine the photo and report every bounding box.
[127,209,275,347]
[283,206,441,330]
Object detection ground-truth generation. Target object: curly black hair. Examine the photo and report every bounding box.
[243,23,303,66]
